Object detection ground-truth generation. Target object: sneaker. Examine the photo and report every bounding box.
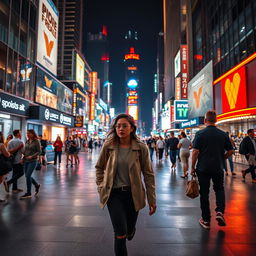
[199,218,210,229]
[252,179,256,184]
[12,188,23,193]
[20,193,32,199]
[241,170,246,179]
[216,212,226,226]
[3,181,9,193]
[35,184,41,196]
[232,172,236,176]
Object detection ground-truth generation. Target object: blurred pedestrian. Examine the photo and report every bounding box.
[4,134,13,147]
[4,130,24,193]
[88,138,93,153]
[178,132,192,178]
[64,136,71,167]
[20,129,41,199]
[95,114,156,256]
[156,136,165,161]
[191,110,234,229]
[147,135,156,161]
[240,129,256,183]
[168,132,179,169]
[38,135,47,166]
[73,135,80,164]
[224,132,236,176]
[53,136,63,166]
[164,136,169,157]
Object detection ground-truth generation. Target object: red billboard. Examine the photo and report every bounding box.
[221,66,247,113]
[181,45,188,99]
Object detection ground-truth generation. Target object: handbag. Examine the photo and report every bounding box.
[185,176,199,199]
[0,154,13,175]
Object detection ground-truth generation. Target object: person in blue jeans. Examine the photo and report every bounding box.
[224,132,236,176]
[168,132,179,169]
[20,129,41,199]
[147,136,156,161]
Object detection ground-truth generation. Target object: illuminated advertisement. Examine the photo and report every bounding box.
[128,105,138,121]
[221,66,247,113]
[36,68,73,114]
[127,79,138,89]
[128,95,138,105]
[128,90,138,96]
[20,63,33,82]
[174,100,189,121]
[128,66,137,71]
[89,94,96,120]
[174,50,181,77]
[125,48,140,61]
[175,77,181,100]
[73,88,86,117]
[36,0,59,75]
[89,72,98,94]
[188,61,213,119]
[181,45,188,99]
[162,110,170,130]
[76,53,85,87]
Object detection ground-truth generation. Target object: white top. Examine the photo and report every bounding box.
[157,140,165,149]
[179,138,191,152]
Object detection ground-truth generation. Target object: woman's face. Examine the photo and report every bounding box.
[27,132,32,140]
[115,118,134,140]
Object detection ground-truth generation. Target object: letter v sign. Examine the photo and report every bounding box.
[44,32,54,57]
[193,87,203,109]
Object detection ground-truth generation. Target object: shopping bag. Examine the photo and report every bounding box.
[185,176,199,199]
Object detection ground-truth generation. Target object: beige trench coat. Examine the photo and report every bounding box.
[95,139,156,211]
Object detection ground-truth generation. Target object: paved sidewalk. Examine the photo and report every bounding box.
[0,150,255,256]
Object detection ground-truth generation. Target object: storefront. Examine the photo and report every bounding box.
[213,52,256,136]
[0,91,30,139]
[28,105,74,142]
[180,117,205,139]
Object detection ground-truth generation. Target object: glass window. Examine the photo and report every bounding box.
[239,39,247,60]
[246,32,255,56]
[27,30,35,62]
[245,5,253,33]
[29,4,36,30]
[6,49,18,94]
[0,42,7,90]
[239,13,245,39]
[0,1,9,43]
[234,46,239,65]
[233,20,239,45]
[19,21,28,57]
[21,0,29,23]
[12,0,20,15]
[9,12,19,51]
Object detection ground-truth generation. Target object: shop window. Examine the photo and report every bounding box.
[239,39,247,60]
[12,0,20,15]
[238,14,245,39]
[233,20,239,45]
[0,42,7,90]
[27,30,35,62]
[245,5,253,33]
[234,46,239,65]
[6,49,18,94]
[246,32,255,56]
[27,123,42,136]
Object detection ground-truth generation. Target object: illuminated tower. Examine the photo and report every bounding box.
[124,31,140,121]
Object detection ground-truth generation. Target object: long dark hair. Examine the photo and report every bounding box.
[0,132,4,143]
[27,129,38,140]
[106,114,140,145]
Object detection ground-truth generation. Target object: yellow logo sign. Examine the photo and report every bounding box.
[193,87,202,109]
[44,76,52,89]
[44,32,54,57]
[224,73,241,109]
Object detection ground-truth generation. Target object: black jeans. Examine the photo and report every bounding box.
[197,171,225,222]
[54,151,62,165]
[158,148,164,160]
[107,189,139,256]
[7,163,24,190]
[169,150,177,164]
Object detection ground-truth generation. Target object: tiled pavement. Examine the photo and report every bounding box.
[0,149,256,256]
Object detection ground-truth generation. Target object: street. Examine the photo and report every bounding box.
[0,149,255,256]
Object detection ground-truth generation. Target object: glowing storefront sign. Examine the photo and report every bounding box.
[125,47,140,61]
[89,94,96,121]
[37,0,59,75]
[175,77,181,100]
[174,50,181,77]
[90,72,98,94]
[174,100,189,121]
[128,66,137,71]
[76,53,85,87]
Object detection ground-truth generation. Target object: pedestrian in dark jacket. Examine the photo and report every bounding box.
[168,132,179,169]
[240,129,256,183]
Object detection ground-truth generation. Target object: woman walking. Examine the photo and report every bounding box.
[95,114,156,256]
[156,136,165,161]
[20,130,41,199]
[53,136,63,166]
[178,132,192,178]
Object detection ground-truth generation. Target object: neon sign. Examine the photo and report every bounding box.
[127,79,138,89]
[125,47,140,61]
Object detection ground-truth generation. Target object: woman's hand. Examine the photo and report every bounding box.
[149,204,157,216]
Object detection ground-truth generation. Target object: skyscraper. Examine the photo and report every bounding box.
[54,0,84,80]
[124,30,140,122]
[86,26,110,106]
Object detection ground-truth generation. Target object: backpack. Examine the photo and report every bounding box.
[239,139,246,155]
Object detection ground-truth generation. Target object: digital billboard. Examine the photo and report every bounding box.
[36,0,59,75]
[89,72,98,94]
[181,45,188,99]
[128,105,138,121]
[127,79,138,89]
[89,94,96,121]
[188,61,213,119]
[174,100,189,121]
[76,53,85,87]
[36,68,73,114]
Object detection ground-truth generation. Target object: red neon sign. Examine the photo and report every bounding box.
[125,47,140,60]
[181,45,188,99]
[128,66,137,71]
[221,66,247,113]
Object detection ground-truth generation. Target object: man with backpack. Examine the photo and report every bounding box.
[239,129,256,183]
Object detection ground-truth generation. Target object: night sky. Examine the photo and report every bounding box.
[84,0,163,134]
